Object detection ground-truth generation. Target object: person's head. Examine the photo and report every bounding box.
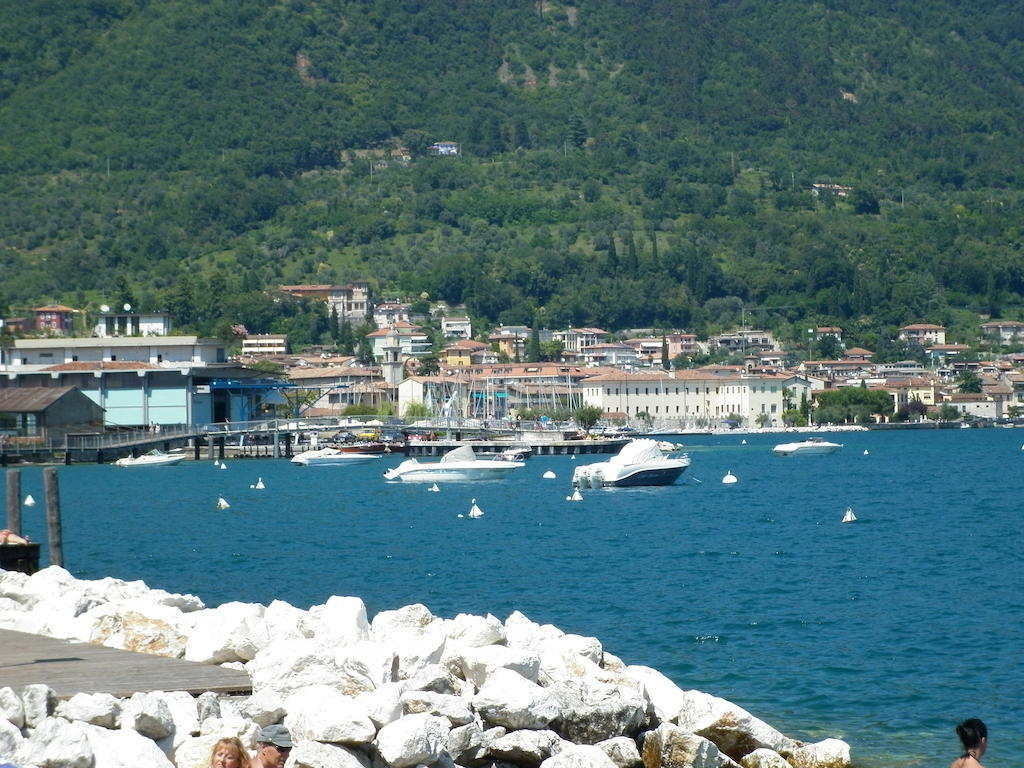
[210,737,249,768]
[956,718,988,757]
[256,724,293,768]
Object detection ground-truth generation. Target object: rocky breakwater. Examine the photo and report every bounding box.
[0,566,851,768]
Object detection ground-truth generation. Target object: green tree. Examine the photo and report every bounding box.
[956,370,983,393]
[574,405,604,432]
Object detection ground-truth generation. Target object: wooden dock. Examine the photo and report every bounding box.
[0,629,251,699]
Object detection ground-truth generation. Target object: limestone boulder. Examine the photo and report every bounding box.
[79,601,189,657]
[540,743,618,768]
[332,641,398,693]
[0,685,25,729]
[185,601,268,663]
[121,691,174,740]
[284,685,377,745]
[0,717,24,762]
[248,638,365,699]
[57,692,121,729]
[290,740,373,768]
[624,666,686,724]
[354,682,406,730]
[472,668,561,731]
[308,596,371,646]
[674,690,799,761]
[789,739,851,768]
[597,736,642,768]
[460,644,541,687]
[265,599,317,643]
[505,610,565,650]
[241,689,288,728]
[443,612,506,650]
[488,728,563,766]
[641,723,740,768]
[17,716,94,768]
[399,690,474,726]
[83,720,176,768]
[740,748,793,768]
[547,680,649,744]
[373,712,450,768]
[22,683,56,728]
[404,662,466,696]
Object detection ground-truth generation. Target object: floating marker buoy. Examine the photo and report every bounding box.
[255,478,265,490]
[842,506,857,523]
[219,462,227,470]
[741,439,747,445]
[468,498,483,518]
[542,470,557,479]
[722,471,738,484]
[216,497,230,510]
[863,449,869,455]
[570,455,576,460]
[428,483,440,492]
[457,513,464,518]
[566,489,583,502]
[23,494,36,507]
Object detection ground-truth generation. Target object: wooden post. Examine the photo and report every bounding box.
[6,468,21,535]
[43,467,63,567]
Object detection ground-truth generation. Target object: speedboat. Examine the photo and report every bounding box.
[383,445,524,482]
[114,449,185,467]
[291,447,382,466]
[495,446,532,462]
[571,439,691,488]
[772,437,843,456]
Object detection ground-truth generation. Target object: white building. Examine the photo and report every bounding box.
[441,315,472,339]
[93,310,172,338]
[241,334,289,356]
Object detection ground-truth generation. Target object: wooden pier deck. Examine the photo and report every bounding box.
[0,629,252,699]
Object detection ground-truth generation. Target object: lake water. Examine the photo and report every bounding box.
[5,428,1022,768]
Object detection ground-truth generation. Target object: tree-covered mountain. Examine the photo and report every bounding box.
[2,0,1023,352]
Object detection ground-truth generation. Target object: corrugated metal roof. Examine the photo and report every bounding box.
[0,386,82,412]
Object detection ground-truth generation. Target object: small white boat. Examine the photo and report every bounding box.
[572,439,691,489]
[383,445,524,482]
[495,446,532,462]
[291,447,382,466]
[772,438,843,456]
[114,449,185,468]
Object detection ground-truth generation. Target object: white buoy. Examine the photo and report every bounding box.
[722,471,738,484]
[219,462,227,470]
[428,483,440,492]
[216,497,230,509]
[741,439,747,445]
[842,506,857,523]
[570,455,576,460]
[566,489,583,502]
[23,494,36,507]
[542,470,557,479]
[255,477,265,490]
[468,498,483,518]
[863,449,869,455]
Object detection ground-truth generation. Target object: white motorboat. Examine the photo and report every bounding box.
[114,449,185,467]
[383,445,524,482]
[291,447,381,466]
[772,437,843,456]
[571,439,691,489]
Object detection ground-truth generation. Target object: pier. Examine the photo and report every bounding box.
[0,629,251,699]
[404,437,630,457]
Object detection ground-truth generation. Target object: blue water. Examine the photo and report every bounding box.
[5,429,1022,767]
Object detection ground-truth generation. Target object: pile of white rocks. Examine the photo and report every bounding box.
[0,567,851,768]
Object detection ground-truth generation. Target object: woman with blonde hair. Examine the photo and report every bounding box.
[209,737,251,768]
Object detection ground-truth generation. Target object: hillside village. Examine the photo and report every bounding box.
[3,284,1024,445]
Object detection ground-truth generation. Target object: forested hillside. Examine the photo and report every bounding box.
[2,0,1024,352]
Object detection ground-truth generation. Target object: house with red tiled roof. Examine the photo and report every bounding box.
[981,320,1024,345]
[439,339,492,368]
[366,321,431,359]
[33,304,76,335]
[899,323,946,345]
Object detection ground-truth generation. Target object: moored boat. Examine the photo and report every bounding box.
[114,449,186,468]
[571,439,690,488]
[772,437,843,456]
[291,447,382,466]
[383,445,524,482]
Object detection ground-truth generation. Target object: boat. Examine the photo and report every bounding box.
[571,439,691,489]
[772,437,843,456]
[495,446,532,462]
[114,449,185,468]
[383,445,524,482]
[291,447,382,466]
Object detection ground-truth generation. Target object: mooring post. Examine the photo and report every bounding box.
[43,467,63,567]
[6,468,21,535]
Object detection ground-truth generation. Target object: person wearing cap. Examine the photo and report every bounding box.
[253,724,293,768]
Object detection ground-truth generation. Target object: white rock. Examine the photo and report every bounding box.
[790,738,851,768]
[248,638,371,700]
[505,610,565,650]
[57,692,121,728]
[389,621,449,681]
[740,748,793,768]
[309,596,370,645]
[80,601,190,657]
[83,720,176,768]
[370,604,435,644]
[445,721,492,765]
[488,728,563,764]
[242,689,288,728]
[374,712,449,768]
[197,715,258,740]
[624,665,687,724]
[122,691,174,740]
[460,644,541,687]
[404,663,465,696]
[546,680,649,744]
[21,683,55,728]
[332,641,398,693]
[17,716,93,768]
[675,689,799,758]
[540,743,618,768]
[196,691,221,724]
[284,685,376,745]
[555,634,604,665]
[160,690,203,753]
[265,599,316,643]
[641,723,739,768]
[0,685,25,728]
[290,740,372,768]
[0,717,24,761]
[442,613,506,649]
[399,690,474,726]
[472,667,561,730]
[354,682,407,729]
[185,602,268,663]
[597,736,643,768]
